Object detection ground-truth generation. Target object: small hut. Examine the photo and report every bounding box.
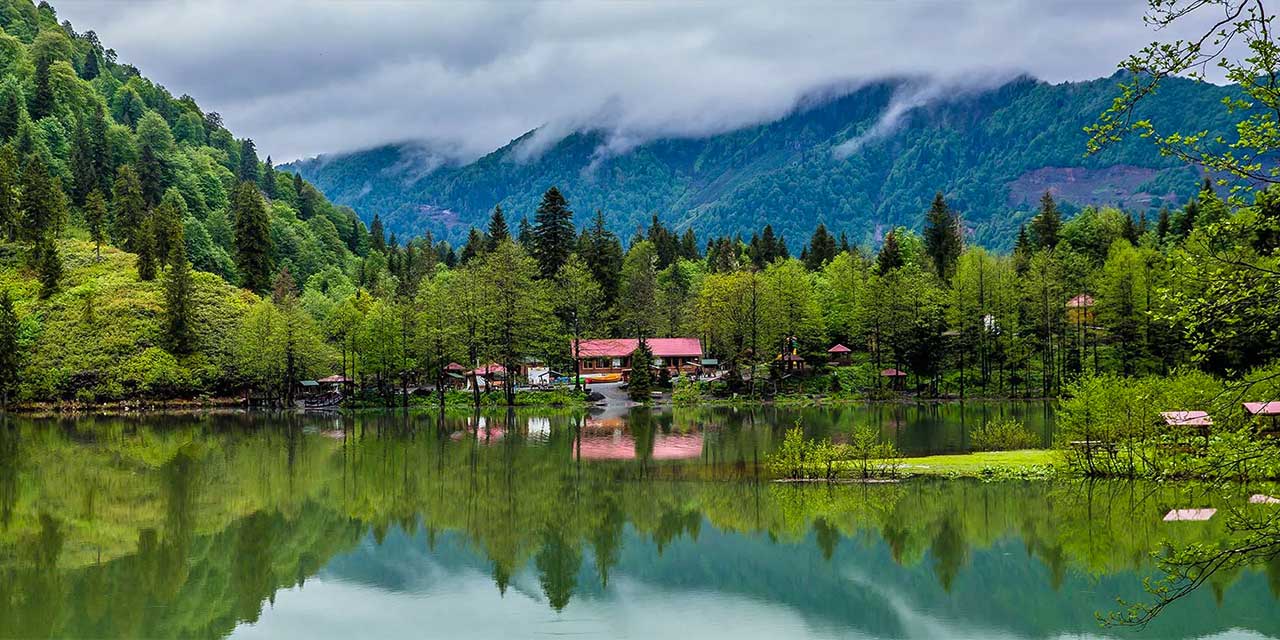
[1066,294,1096,325]
[317,374,349,392]
[1162,410,1213,446]
[780,353,806,374]
[1244,401,1280,434]
[827,344,852,365]
[881,368,908,391]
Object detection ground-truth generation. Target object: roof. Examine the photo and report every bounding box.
[1161,411,1213,427]
[1163,508,1216,522]
[781,354,805,362]
[574,338,703,358]
[827,343,852,353]
[881,368,908,377]
[700,358,719,366]
[469,363,506,376]
[444,362,466,372]
[1243,401,1280,416]
[299,380,320,387]
[317,375,348,383]
[1066,294,1096,308]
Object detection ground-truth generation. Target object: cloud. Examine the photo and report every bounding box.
[51,0,1201,163]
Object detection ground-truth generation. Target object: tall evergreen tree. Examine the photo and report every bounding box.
[680,228,699,260]
[922,192,963,281]
[29,58,53,121]
[33,236,61,298]
[86,103,110,195]
[1177,198,1200,238]
[459,227,487,264]
[81,47,99,80]
[17,155,64,246]
[0,147,16,242]
[486,205,510,250]
[152,189,187,266]
[1030,191,1062,250]
[0,76,26,141]
[231,181,273,291]
[238,138,260,184]
[84,188,107,260]
[532,186,576,278]
[164,224,193,353]
[1156,206,1171,241]
[135,213,157,281]
[877,230,903,273]
[111,165,146,251]
[369,214,386,253]
[1012,223,1032,275]
[0,289,17,408]
[69,116,96,205]
[805,223,838,270]
[259,155,277,198]
[583,210,623,306]
[517,216,534,250]
[1121,211,1140,245]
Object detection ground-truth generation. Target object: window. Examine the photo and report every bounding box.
[612,358,622,368]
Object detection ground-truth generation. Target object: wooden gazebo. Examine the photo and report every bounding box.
[1162,410,1213,446]
[827,344,852,365]
[881,368,908,391]
[1243,402,1280,435]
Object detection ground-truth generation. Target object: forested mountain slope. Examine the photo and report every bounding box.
[0,0,372,401]
[289,74,1238,250]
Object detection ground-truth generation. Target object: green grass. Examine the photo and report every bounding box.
[894,449,1060,478]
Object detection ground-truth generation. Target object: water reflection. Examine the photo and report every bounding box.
[0,411,1274,640]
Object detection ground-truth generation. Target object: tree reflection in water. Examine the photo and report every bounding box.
[0,410,1274,639]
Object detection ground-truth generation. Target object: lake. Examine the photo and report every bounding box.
[0,407,1276,639]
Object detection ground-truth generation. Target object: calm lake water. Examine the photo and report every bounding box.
[1,407,1276,639]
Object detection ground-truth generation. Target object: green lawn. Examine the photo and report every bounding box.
[894,449,1060,477]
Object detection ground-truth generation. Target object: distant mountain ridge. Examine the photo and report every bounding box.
[287,74,1237,250]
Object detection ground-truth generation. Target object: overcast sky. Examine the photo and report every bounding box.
[53,1,1184,163]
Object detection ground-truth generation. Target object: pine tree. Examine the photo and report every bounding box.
[135,213,157,281]
[584,210,623,305]
[84,188,107,260]
[152,189,187,266]
[369,214,386,253]
[680,228,699,260]
[135,112,175,207]
[459,227,486,263]
[0,289,18,408]
[877,229,903,273]
[231,180,273,291]
[0,76,26,141]
[760,224,780,264]
[164,224,193,353]
[1030,191,1061,249]
[1156,206,1171,241]
[111,165,146,251]
[69,116,96,205]
[486,204,509,250]
[627,342,655,401]
[1013,223,1032,275]
[33,236,61,298]
[1177,198,1200,238]
[532,186,576,278]
[922,192,962,281]
[238,138,260,184]
[29,57,54,121]
[18,155,65,246]
[805,223,838,270]
[0,147,16,242]
[87,103,110,195]
[81,47,99,80]
[517,216,534,249]
[1121,211,1140,245]
[259,155,277,198]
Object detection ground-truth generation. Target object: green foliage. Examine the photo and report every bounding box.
[970,418,1037,452]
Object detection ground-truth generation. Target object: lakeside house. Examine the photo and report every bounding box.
[573,338,704,378]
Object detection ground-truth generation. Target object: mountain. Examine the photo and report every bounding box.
[287,74,1238,250]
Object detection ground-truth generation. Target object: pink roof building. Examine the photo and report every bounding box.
[574,338,703,358]
[1066,294,1096,308]
[880,368,908,377]
[1161,411,1213,427]
[827,344,852,353]
[1243,401,1280,417]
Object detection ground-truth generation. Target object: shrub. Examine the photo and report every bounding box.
[971,418,1038,452]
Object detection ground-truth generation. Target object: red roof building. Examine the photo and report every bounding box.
[1243,401,1280,417]
[1161,411,1213,427]
[827,344,851,354]
[573,338,703,375]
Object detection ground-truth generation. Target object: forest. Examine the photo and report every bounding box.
[0,0,1274,417]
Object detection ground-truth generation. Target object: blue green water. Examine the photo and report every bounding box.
[0,408,1274,639]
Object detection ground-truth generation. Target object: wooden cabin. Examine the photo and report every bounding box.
[827,343,852,365]
[573,338,704,378]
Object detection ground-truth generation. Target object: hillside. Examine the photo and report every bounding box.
[0,0,370,401]
[289,74,1236,250]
